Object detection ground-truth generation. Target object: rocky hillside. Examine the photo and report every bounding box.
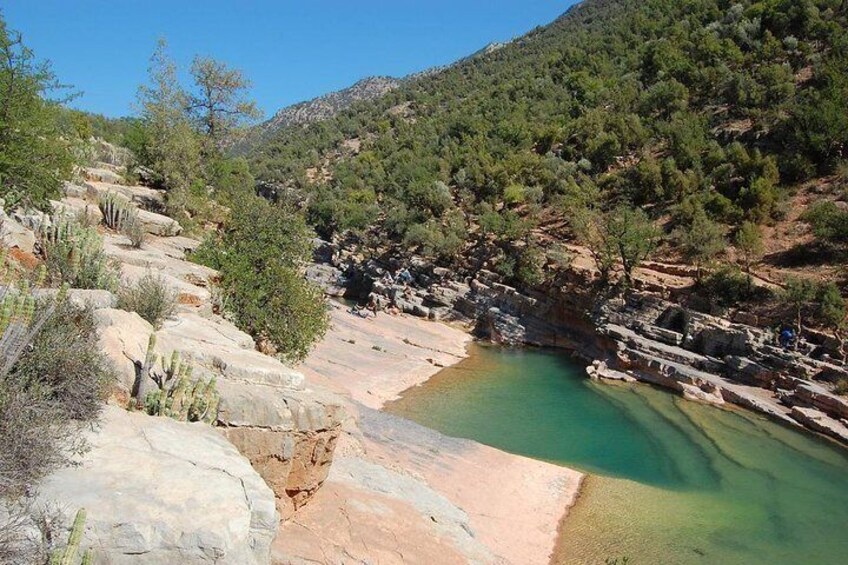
[234,76,400,153]
[247,0,848,318]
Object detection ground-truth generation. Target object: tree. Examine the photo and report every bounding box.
[676,208,725,280]
[606,206,661,286]
[0,16,74,209]
[188,56,261,144]
[136,39,202,195]
[734,221,764,292]
[817,282,847,362]
[192,195,328,362]
[572,205,660,286]
[783,277,818,341]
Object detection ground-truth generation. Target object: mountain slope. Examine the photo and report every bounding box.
[249,0,847,289]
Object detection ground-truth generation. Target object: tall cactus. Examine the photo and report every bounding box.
[99,192,145,248]
[49,508,90,565]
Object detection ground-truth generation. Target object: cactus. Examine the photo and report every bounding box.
[49,508,90,565]
[99,192,146,248]
[98,192,132,231]
[37,216,118,291]
[0,264,66,377]
[138,335,219,424]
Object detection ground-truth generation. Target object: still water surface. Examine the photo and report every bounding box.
[386,344,848,564]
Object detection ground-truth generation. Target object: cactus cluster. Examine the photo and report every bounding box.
[37,216,119,291]
[138,335,219,424]
[0,251,67,377]
[98,192,145,248]
[49,508,93,565]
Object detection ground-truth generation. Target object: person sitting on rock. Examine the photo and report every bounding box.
[366,294,380,318]
[397,268,413,285]
[778,326,797,350]
[380,271,395,286]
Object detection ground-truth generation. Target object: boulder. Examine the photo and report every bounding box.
[217,382,343,519]
[136,208,182,236]
[51,197,104,225]
[85,181,165,211]
[94,308,154,393]
[62,181,88,198]
[0,212,36,253]
[83,167,124,184]
[38,406,278,564]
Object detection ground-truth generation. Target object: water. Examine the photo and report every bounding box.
[386,344,848,564]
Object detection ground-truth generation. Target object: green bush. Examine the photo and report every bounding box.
[117,272,178,328]
[38,217,119,291]
[192,196,328,362]
[801,201,848,248]
[0,16,75,210]
[1,276,112,503]
[700,264,750,308]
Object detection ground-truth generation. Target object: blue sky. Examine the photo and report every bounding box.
[2,1,576,119]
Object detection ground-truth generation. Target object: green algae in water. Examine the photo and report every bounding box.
[386,344,848,564]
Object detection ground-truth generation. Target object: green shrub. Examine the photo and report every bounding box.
[700,265,750,308]
[38,217,119,291]
[192,196,329,362]
[1,272,112,504]
[801,201,848,248]
[117,272,178,328]
[0,16,75,210]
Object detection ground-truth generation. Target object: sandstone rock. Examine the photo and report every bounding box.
[217,382,343,519]
[0,212,35,252]
[36,288,116,310]
[136,208,182,236]
[156,312,305,389]
[790,406,848,443]
[85,181,165,211]
[38,406,278,564]
[83,166,124,184]
[51,197,104,225]
[94,308,154,393]
[120,263,210,304]
[103,233,217,286]
[62,181,88,198]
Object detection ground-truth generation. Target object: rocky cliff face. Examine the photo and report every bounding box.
[9,167,346,563]
[313,239,848,447]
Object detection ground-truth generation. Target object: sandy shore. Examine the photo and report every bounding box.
[273,301,583,564]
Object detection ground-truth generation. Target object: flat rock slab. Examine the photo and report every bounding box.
[298,300,471,409]
[157,312,305,390]
[103,233,217,287]
[38,406,278,564]
[85,181,165,211]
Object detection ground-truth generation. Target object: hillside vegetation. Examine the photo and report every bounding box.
[249,0,847,298]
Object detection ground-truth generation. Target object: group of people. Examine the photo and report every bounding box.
[379,267,413,287]
[350,267,415,320]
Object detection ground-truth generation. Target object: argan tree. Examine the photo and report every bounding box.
[734,221,764,292]
[135,39,202,194]
[677,208,725,280]
[188,56,261,144]
[0,15,73,209]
